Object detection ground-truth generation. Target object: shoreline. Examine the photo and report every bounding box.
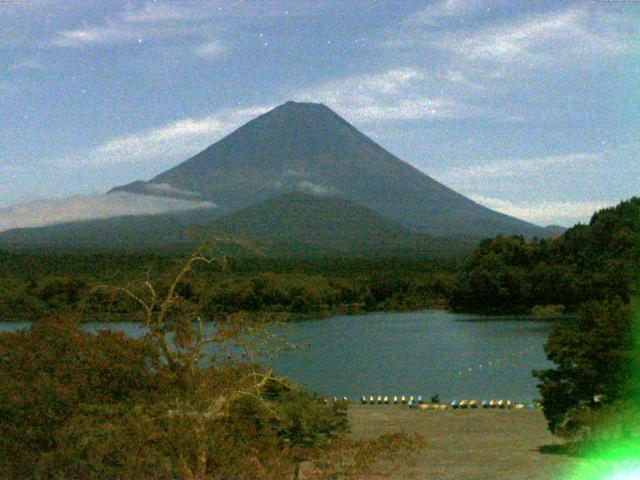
[0,303,572,324]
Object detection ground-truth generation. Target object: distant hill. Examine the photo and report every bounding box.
[0,193,475,257]
[542,225,567,237]
[196,192,475,257]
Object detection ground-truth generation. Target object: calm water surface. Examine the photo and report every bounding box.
[0,310,553,402]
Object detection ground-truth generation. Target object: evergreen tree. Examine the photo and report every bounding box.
[533,299,634,437]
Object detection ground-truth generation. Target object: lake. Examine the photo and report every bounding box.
[0,310,553,402]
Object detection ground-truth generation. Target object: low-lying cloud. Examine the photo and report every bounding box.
[470,195,610,226]
[0,192,216,232]
[141,182,202,197]
[297,181,331,195]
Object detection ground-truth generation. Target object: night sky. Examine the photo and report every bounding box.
[1,0,638,229]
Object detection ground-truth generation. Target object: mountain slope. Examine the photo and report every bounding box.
[197,192,474,256]
[112,101,548,238]
[0,193,474,256]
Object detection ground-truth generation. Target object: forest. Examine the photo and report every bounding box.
[449,197,640,315]
[0,253,457,323]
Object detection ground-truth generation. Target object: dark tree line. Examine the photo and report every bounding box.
[0,253,457,322]
[449,197,639,314]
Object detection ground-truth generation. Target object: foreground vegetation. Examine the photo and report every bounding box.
[0,246,424,478]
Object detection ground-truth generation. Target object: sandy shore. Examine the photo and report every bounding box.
[348,404,577,480]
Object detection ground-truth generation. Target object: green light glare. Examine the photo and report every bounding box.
[566,438,640,480]
[609,467,640,480]
[563,303,640,480]
[609,468,640,480]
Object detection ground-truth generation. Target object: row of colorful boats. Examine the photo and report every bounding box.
[357,395,538,410]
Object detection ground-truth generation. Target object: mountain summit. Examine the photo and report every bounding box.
[112,101,545,238]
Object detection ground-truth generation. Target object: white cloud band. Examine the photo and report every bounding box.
[0,192,216,232]
[470,195,610,226]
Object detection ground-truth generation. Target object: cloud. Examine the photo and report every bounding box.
[432,147,637,226]
[194,40,227,59]
[377,4,640,115]
[9,58,45,72]
[439,8,632,64]
[470,195,610,226]
[122,2,196,24]
[141,183,201,197]
[0,82,20,96]
[296,68,482,122]
[50,21,181,48]
[394,6,638,67]
[50,26,121,48]
[61,106,271,167]
[352,5,640,134]
[297,181,331,195]
[439,153,598,180]
[0,193,216,232]
[48,2,226,51]
[405,0,493,26]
